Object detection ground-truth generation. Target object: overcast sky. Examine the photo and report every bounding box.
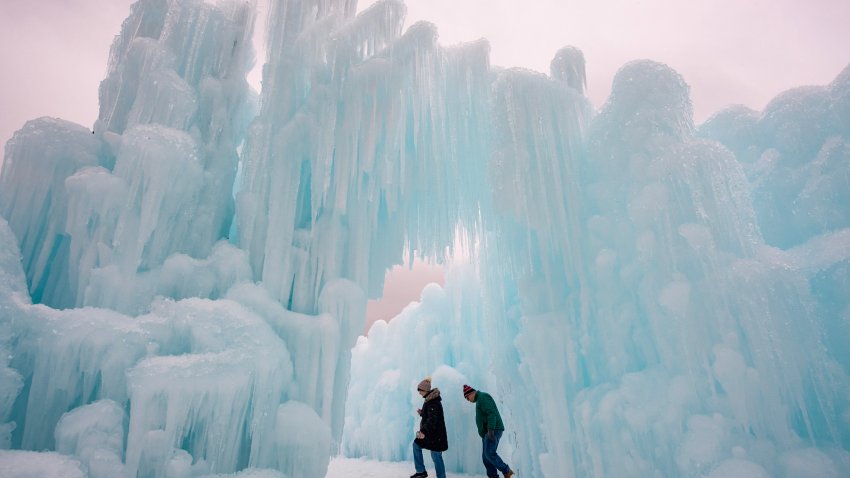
[2,0,849,150]
[1,0,849,329]
[397,0,850,118]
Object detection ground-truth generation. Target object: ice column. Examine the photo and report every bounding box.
[235,0,490,447]
[486,60,850,477]
[0,120,103,308]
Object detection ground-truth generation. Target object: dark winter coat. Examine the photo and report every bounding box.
[473,391,505,438]
[414,388,449,452]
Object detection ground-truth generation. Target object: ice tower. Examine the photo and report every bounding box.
[1,0,850,477]
[0,0,364,476]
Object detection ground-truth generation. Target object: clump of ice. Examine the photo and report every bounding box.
[0,449,87,478]
[54,400,125,478]
[200,469,288,478]
[702,458,771,478]
[550,46,587,94]
[271,401,331,478]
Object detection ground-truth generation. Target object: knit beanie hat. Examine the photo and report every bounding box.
[463,384,475,397]
[418,377,432,392]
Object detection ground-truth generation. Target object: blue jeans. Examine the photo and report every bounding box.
[482,430,510,477]
[413,440,446,478]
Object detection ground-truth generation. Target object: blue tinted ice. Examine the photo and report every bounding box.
[1,0,849,477]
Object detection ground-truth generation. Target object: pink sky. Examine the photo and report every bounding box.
[1,0,848,329]
[2,0,849,150]
[365,260,446,332]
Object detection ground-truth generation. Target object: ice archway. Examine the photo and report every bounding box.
[1,0,850,477]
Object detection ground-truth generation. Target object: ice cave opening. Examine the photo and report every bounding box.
[364,258,446,334]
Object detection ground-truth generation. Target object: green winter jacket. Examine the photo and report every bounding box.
[473,391,505,437]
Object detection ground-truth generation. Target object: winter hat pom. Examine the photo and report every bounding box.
[417,377,432,392]
[463,384,475,397]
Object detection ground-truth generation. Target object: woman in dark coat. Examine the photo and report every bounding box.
[410,377,448,478]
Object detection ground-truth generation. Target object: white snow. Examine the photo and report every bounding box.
[326,457,487,478]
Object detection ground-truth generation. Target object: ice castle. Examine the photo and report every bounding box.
[1,0,849,477]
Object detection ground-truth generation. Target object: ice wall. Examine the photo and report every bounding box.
[502,59,850,477]
[343,56,850,477]
[1,0,850,477]
[234,0,490,443]
[0,213,295,474]
[0,0,368,477]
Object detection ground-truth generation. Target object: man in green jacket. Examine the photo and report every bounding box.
[463,384,514,478]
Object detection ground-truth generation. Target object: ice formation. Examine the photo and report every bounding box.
[342,56,850,477]
[1,0,849,477]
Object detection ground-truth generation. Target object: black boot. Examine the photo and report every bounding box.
[410,472,428,478]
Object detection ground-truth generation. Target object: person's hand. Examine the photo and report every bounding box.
[417,408,422,416]
[416,431,425,439]
[486,429,496,441]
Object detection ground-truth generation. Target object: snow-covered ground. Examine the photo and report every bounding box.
[0,451,495,478]
[326,457,489,478]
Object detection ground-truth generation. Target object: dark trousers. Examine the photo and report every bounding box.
[482,430,510,477]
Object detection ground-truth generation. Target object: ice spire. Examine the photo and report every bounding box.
[550,46,587,95]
